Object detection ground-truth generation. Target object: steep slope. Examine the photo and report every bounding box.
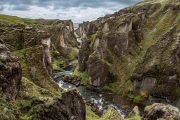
[75,0,180,103]
[0,16,79,93]
[0,15,86,119]
[0,40,22,100]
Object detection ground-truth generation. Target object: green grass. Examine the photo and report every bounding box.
[81,71,89,82]
[52,59,61,71]
[89,33,97,48]
[72,65,82,77]
[0,14,25,24]
[133,95,146,102]
[127,116,141,120]
[12,49,31,79]
[68,47,78,60]
[86,105,100,120]
[20,115,32,120]
[102,85,116,92]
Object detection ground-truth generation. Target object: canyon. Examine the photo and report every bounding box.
[0,0,180,120]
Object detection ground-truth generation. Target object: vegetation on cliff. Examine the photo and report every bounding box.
[0,15,84,119]
[1,0,180,119]
[75,0,180,105]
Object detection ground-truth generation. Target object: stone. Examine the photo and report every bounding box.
[101,107,124,120]
[31,89,86,120]
[0,43,22,100]
[127,106,140,118]
[143,103,180,120]
[131,27,180,101]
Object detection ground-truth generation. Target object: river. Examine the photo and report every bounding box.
[55,69,145,118]
[55,37,144,118]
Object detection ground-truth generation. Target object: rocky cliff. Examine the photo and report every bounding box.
[0,16,85,119]
[75,0,180,104]
[0,40,22,101]
[0,18,79,92]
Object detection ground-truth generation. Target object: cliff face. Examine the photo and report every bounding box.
[31,89,86,120]
[76,0,180,102]
[0,19,79,92]
[131,27,180,102]
[0,17,86,119]
[0,41,22,100]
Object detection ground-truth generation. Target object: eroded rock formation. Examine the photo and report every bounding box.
[0,19,79,93]
[0,41,22,100]
[131,27,180,102]
[75,0,180,104]
[30,89,86,120]
[143,103,180,120]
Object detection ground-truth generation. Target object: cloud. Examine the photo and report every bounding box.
[0,6,6,11]
[9,5,30,11]
[0,0,141,23]
[1,0,141,10]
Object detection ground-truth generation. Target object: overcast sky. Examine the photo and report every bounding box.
[0,0,141,23]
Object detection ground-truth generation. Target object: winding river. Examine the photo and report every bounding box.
[55,37,144,118]
[55,68,145,118]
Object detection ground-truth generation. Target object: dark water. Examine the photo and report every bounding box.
[63,66,73,74]
[55,70,145,118]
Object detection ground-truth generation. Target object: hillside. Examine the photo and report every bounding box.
[75,0,180,104]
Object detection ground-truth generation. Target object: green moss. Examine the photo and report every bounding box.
[20,115,32,120]
[102,85,116,92]
[75,33,80,38]
[13,49,30,79]
[81,71,88,82]
[100,107,124,120]
[112,17,123,30]
[86,105,100,120]
[89,33,97,48]
[73,66,89,82]
[68,47,78,60]
[126,115,141,120]
[152,8,179,40]
[52,64,61,71]
[133,95,146,102]
[73,66,82,77]
[18,100,27,107]
[127,93,135,99]
[52,59,61,71]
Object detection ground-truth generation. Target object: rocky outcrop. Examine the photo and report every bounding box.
[78,34,89,72]
[75,21,97,38]
[75,1,180,104]
[76,3,152,87]
[0,41,22,100]
[30,89,86,120]
[100,107,123,120]
[131,27,180,102]
[0,19,79,92]
[143,103,180,120]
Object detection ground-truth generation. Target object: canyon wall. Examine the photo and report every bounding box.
[75,0,180,104]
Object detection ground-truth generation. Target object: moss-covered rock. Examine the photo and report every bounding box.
[75,0,180,101]
[0,42,22,100]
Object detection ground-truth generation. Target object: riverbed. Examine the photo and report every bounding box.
[55,69,145,118]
